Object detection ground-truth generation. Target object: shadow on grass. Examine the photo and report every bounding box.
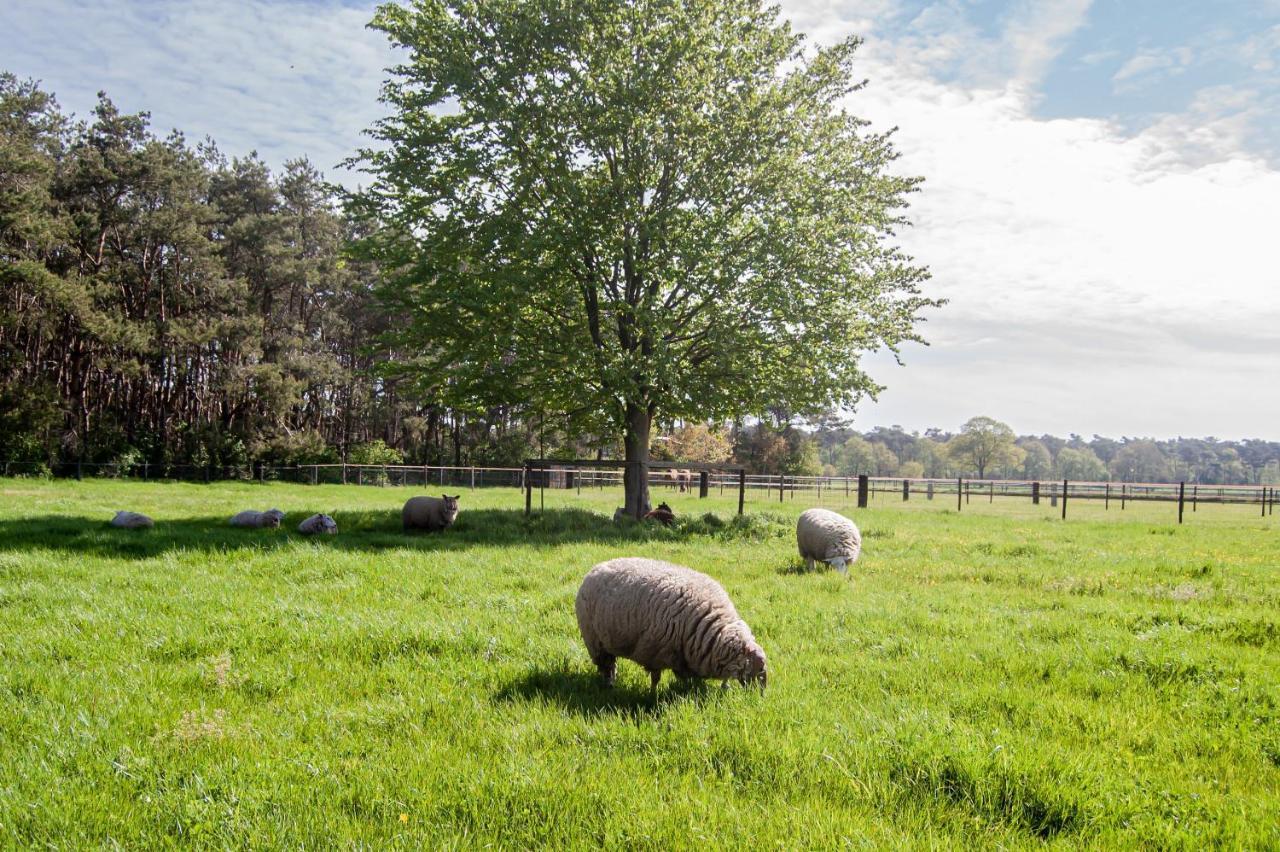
[493,664,712,718]
[0,508,792,559]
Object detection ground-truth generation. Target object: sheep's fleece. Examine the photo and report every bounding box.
[297,513,337,535]
[230,508,285,528]
[575,557,767,689]
[110,511,153,529]
[796,508,861,573]
[402,495,459,532]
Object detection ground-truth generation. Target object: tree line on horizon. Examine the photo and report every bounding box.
[3,74,1277,487]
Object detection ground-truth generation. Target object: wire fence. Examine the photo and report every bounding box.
[2,461,1275,522]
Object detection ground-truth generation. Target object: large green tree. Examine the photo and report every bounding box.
[352,0,936,515]
[947,416,1023,479]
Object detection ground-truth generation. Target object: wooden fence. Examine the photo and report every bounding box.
[3,461,1275,523]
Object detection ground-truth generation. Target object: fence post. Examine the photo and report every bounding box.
[312,465,318,486]
[142,462,148,481]
[1121,484,1126,510]
[779,474,784,503]
[956,478,962,512]
[699,470,709,499]
[857,475,869,509]
[1263,486,1268,519]
[524,463,532,516]
[1178,481,1186,524]
[1104,482,1109,510]
[1061,479,1068,520]
[471,467,476,489]
[990,481,994,503]
[737,470,746,515]
[902,479,909,501]
[1032,481,1040,505]
[927,480,934,500]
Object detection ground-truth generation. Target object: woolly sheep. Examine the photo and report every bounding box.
[297,513,337,535]
[110,510,153,529]
[402,494,460,533]
[795,508,862,574]
[575,557,767,691]
[229,508,285,529]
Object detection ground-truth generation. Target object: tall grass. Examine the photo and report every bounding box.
[0,478,1277,847]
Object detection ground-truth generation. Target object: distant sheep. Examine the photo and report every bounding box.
[402,495,460,533]
[110,510,153,529]
[796,508,861,574]
[230,508,285,529]
[297,513,337,535]
[575,557,767,691]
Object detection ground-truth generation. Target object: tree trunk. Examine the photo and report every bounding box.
[622,403,652,520]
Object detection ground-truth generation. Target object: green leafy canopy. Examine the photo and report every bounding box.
[350,0,939,436]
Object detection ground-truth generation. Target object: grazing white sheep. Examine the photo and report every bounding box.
[229,508,285,529]
[110,511,153,529]
[575,557,767,691]
[297,513,337,535]
[796,508,861,574]
[402,495,459,532]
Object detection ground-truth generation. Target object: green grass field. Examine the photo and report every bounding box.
[1,478,1277,848]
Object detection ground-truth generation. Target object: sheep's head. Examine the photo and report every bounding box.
[263,508,285,528]
[440,494,460,525]
[719,623,768,690]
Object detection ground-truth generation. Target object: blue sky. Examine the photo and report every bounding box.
[3,0,1279,439]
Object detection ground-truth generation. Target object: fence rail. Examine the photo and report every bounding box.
[2,461,1275,522]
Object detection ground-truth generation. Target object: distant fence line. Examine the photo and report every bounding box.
[2,460,1275,522]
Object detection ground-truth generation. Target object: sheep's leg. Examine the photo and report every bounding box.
[805,556,816,572]
[648,669,661,692]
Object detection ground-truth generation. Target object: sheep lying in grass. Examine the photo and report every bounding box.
[229,508,285,529]
[644,502,675,526]
[110,511,153,529]
[402,495,459,533]
[297,513,337,535]
[575,557,767,691]
[796,508,861,574]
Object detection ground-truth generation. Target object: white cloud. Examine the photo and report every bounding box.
[1112,46,1194,92]
[778,0,1280,437]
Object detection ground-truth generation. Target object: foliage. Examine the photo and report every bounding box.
[347,440,405,466]
[1018,439,1054,480]
[946,416,1025,479]
[352,0,937,514]
[1057,447,1108,482]
[1110,440,1173,483]
[663,423,733,465]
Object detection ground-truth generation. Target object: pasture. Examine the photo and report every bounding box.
[0,478,1277,848]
